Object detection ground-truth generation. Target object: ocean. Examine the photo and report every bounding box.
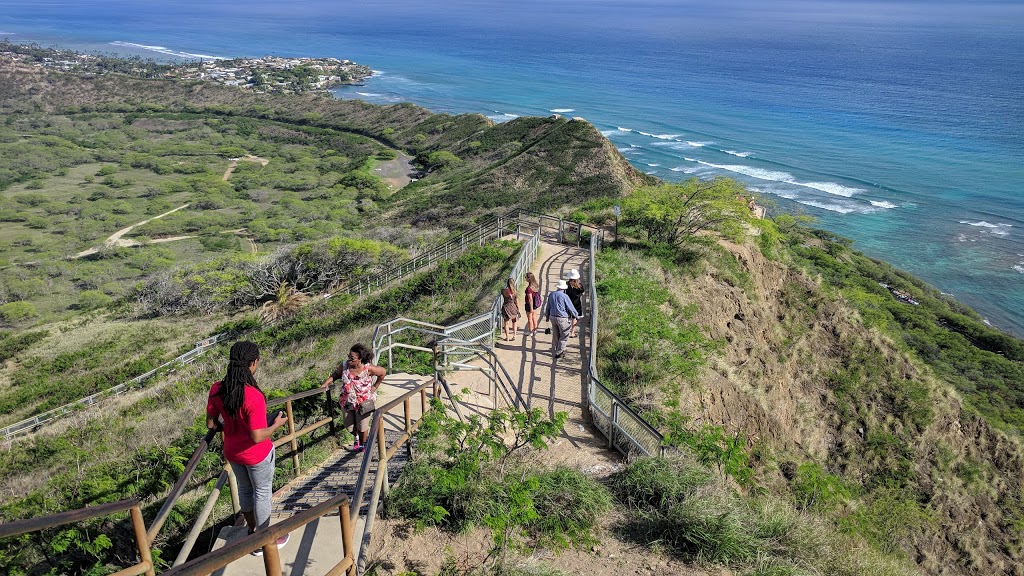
[2,0,1023,335]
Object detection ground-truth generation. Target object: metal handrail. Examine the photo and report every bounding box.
[583,229,667,458]
[333,214,523,298]
[435,341,524,411]
[0,333,229,441]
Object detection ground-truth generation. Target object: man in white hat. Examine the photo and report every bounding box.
[543,279,581,360]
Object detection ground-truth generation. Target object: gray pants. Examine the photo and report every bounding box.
[551,316,572,356]
[230,448,275,530]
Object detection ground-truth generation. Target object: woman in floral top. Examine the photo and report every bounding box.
[320,343,386,452]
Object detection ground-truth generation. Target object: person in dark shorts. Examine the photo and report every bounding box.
[566,269,584,338]
[524,272,541,336]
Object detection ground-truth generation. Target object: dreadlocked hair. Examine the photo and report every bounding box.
[220,341,261,417]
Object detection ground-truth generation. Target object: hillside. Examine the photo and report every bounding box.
[1,57,1023,576]
[592,216,1024,575]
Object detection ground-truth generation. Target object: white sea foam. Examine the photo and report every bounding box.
[960,220,1013,237]
[550,108,575,113]
[695,160,866,198]
[487,112,520,122]
[1014,265,1024,274]
[686,141,713,147]
[356,92,383,97]
[600,130,615,136]
[617,147,638,154]
[723,150,751,158]
[670,166,700,173]
[616,127,632,132]
[683,157,696,162]
[801,181,864,197]
[960,220,1010,229]
[630,144,641,148]
[696,160,792,182]
[637,131,681,140]
[870,200,899,209]
[796,200,859,214]
[110,41,226,60]
[646,163,660,167]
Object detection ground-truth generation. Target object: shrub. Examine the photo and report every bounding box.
[789,462,850,512]
[0,301,38,323]
[385,400,606,563]
[77,290,113,311]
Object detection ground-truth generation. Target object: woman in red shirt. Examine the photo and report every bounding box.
[207,341,289,553]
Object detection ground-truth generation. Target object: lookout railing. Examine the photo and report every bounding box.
[582,231,667,458]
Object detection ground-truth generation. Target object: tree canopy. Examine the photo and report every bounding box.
[623,177,747,246]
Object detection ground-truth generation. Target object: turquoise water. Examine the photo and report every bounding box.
[2,0,1023,335]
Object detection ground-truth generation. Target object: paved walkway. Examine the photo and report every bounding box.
[492,240,621,472]
[213,238,621,574]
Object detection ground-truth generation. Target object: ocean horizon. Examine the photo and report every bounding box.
[2,0,1023,335]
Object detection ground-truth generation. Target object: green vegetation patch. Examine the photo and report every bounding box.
[385,399,610,561]
[612,456,917,576]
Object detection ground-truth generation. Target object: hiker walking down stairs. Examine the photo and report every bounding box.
[543,279,581,360]
[321,343,386,452]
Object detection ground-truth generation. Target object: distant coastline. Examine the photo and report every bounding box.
[0,41,373,95]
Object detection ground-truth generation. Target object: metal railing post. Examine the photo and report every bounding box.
[609,403,618,449]
[172,470,229,567]
[388,332,394,369]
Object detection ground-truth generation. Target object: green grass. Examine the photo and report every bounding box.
[611,456,917,576]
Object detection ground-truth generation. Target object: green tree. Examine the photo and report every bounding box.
[0,301,38,323]
[77,290,113,311]
[425,150,462,172]
[623,177,746,246]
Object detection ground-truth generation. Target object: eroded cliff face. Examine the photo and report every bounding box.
[669,237,1023,576]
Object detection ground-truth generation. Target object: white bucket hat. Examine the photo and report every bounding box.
[556,280,569,290]
[567,269,581,280]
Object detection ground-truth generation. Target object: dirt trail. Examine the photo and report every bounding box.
[222,154,269,181]
[74,204,190,258]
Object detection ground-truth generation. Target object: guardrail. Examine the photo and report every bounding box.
[334,214,519,298]
[0,498,156,576]
[163,493,356,576]
[0,332,230,441]
[583,230,668,458]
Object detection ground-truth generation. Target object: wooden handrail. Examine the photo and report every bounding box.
[0,499,155,576]
[162,494,354,576]
[146,429,216,543]
[267,386,330,406]
[0,498,139,539]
